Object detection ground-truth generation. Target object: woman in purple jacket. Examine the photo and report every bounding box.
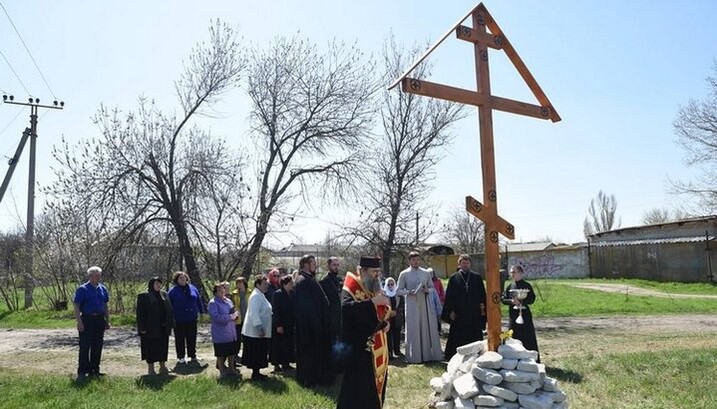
[167,271,204,365]
[208,281,240,377]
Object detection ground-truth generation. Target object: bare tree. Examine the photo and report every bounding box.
[673,64,717,211]
[441,206,484,254]
[239,36,377,278]
[347,37,466,275]
[48,21,246,297]
[583,190,620,237]
[641,207,689,225]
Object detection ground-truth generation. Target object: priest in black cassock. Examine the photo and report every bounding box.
[294,254,332,387]
[442,254,487,361]
[337,256,392,409]
[502,264,540,362]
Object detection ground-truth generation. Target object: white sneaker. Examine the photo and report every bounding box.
[178,358,186,364]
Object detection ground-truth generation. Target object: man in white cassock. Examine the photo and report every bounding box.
[396,251,443,363]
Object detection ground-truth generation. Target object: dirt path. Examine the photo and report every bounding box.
[3,313,717,378]
[569,283,717,299]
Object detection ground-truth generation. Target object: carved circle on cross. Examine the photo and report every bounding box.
[491,291,501,304]
[410,79,422,91]
[540,107,550,117]
[493,36,503,47]
[480,50,488,62]
[472,200,482,213]
[460,26,471,38]
[477,13,486,26]
[507,223,514,236]
[488,189,497,202]
[490,231,499,243]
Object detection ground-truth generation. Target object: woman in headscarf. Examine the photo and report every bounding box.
[136,276,174,375]
[383,277,403,359]
[242,275,273,381]
[270,275,295,373]
[208,281,240,377]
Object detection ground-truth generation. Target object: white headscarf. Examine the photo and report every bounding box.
[383,277,397,297]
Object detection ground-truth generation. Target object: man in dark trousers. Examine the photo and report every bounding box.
[74,266,110,378]
[442,254,487,361]
[294,254,332,387]
[337,256,391,409]
[319,256,343,373]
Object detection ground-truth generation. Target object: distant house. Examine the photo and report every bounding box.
[505,241,588,279]
[588,216,717,282]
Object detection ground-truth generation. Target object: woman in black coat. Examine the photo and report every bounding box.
[270,275,296,372]
[137,276,174,375]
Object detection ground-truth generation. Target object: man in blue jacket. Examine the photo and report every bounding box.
[74,266,110,378]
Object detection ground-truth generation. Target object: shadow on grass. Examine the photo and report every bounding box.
[0,310,14,320]
[546,366,583,384]
[389,358,444,370]
[216,373,245,389]
[135,374,178,390]
[172,362,209,375]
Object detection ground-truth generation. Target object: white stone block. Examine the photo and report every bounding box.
[472,365,503,385]
[518,393,554,409]
[454,396,476,409]
[448,353,467,376]
[475,351,503,369]
[537,363,546,382]
[453,372,481,400]
[552,401,569,409]
[431,377,444,393]
[497,343,531,360]
[501,358,518,370]
[543,377,559,392]
[473,394,504,407]
[542,390,567,403]
[501,381,537,395]
[499,369,541,382]
[526,350,539,361]
[435,399,455,409]
[482,384,518,402]
[440,373,455,399]
[517,359,540,373]
[457,340,487,356]
[505,338,524,348]
[460,356,477,373]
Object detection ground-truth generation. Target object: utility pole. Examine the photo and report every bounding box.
[2,94,64,309]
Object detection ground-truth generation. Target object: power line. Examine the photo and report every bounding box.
[0,49,31,96]
[0,106,24,140]
[0,1,57,99]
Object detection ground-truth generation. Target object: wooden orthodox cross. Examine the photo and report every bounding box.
[390,3,560,351]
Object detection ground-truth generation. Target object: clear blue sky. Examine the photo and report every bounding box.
[1,0,716,247]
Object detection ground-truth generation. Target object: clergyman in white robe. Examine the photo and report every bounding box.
[396,266,443,363]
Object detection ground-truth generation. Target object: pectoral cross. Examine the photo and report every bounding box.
[390,2,560,351]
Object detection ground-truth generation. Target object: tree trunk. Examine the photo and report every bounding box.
[172,218,207,303]
[242,212,271,279]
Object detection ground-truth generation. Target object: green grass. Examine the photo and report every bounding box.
[530,279,717,318]
[556,348,717,408]
[0,369,339,409]
[551,278,717,295]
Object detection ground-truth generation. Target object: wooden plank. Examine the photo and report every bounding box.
[401,77,485,106]
[455,25,503,50]
[388,2,487,90]
[466,196,515,240]
[479,4,562,122]
[491,95,552,120]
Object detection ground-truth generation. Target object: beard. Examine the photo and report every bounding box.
[361,275,381,294]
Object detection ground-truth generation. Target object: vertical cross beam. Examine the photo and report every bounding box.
[391,2,559,351]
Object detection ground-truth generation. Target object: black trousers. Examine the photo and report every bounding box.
[78,315,106,374]
[387,318,402,355]
[174,320,198,359]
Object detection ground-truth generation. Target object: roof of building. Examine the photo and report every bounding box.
[589,215,717,241]
[505,241,555,252]
[590,235,715,247]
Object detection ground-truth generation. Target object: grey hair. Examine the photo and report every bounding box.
[87,266,102,276]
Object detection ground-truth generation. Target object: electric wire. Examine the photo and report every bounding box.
[0,1,57,99]
[0,49,31,97]
[0,107,24,139]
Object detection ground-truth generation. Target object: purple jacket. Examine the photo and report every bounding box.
[208,296,237,344]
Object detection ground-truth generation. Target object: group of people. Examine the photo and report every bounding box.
[72,252,540,408]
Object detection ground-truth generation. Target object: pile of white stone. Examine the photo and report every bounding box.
[428,339,568,409]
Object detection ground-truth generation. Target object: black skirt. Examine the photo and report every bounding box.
[213,341,238,358]
[241,336,270,369]
[140,335,169,363]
